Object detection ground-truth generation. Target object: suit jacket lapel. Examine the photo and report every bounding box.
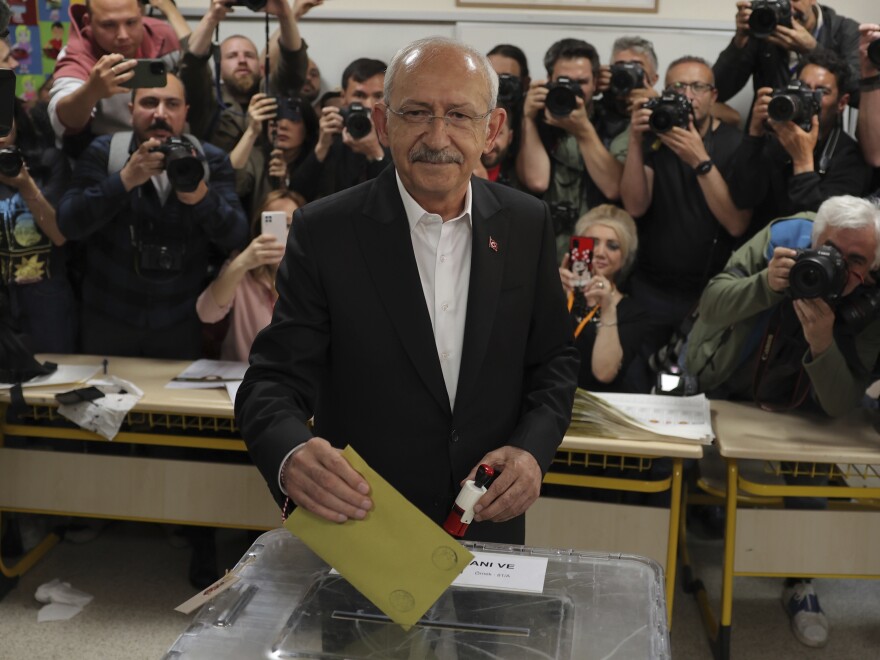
[355,167,452,416]
[456,179,507,410]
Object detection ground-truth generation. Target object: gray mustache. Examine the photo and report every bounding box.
[410,146,464,164]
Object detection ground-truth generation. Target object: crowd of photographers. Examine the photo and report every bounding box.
[1,0,880,644]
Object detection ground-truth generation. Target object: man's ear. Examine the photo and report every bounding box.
[82,12,90,28]
[837,92,850,114]
[372,103,389,147]
[483,107,506,154]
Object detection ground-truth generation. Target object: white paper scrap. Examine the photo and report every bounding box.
[166,359,248,389]
[451,551,548,594]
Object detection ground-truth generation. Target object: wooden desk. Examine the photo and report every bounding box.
[0,355,279,583]
[530,433,703,625]
[690,400,880,660]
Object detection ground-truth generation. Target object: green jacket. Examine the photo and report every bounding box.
[686,213,880,417]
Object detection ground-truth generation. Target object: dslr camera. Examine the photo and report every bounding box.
[275,96,304,122]
[789,244,848,301]
[643,92,692,133]
[838,285,880,328]
[138,243,185,274]
[748,0,792,39]
[497,73,524,105]
[548,201,579,236]
[225,0,267,10]
[767,80,822,132]
[544,77,584,117]
[609,62,645,96]
[341,102,372,139]
[869,39,880,68]
[150,136,204,193]
[0,145,23,177]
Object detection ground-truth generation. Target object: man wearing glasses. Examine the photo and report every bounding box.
[619,56,749,343]
[729,49,871,233]
[236,37,578,545]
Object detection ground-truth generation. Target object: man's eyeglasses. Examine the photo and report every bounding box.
[386,106,492,129]
[667,81,715,94]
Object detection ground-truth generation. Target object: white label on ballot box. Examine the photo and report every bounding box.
[451,551,548,594]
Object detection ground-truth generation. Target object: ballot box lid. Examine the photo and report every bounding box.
[164,529,670,660]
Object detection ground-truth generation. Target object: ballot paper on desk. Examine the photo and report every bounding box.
[0,364,101,391]
[285,445,474,629]
[569,389,715,444]
[166,359,247,391]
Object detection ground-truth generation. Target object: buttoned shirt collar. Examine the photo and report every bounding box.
[396,171,473,231]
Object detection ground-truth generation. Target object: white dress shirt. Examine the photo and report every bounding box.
[396,172,473,410]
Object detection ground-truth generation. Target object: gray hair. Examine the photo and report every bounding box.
[812,195,880,268]
[612,36,658,74]
[384,37,499,111]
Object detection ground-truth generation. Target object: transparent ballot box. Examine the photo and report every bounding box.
[164,529,670,659]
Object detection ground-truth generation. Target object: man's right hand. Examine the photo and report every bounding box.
[247,93,278,134]
[734,1,753,48]
[767,246,798,293]
[748,86,773,137]
[314,106,344,161]
[629,96,653,143]
[207,0,232,24]
[859,24,880,76]
[88,55,135,100]
[283,437,373,523]
[119,138,165,191]
[523,79,548,121]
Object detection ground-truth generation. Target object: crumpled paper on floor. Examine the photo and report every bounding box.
[35,579,94,622]
[56,376,144,440]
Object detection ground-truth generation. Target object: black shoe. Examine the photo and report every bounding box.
[187,527,218,590]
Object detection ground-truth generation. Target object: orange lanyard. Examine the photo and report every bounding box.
[567,291,600,339]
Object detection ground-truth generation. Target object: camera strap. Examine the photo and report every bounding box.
[817,125,840,176]
[567,292,600,339]
[752,301,811,411]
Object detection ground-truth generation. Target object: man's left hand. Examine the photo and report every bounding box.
[466,446,542,523]
[176,180,209,205]
[772,115,818,173]
[657,118,709,169]
[543,96,591,140]
[793,297,835,357]
[768,21,817,54]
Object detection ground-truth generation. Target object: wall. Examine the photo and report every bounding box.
[178,0,877,118]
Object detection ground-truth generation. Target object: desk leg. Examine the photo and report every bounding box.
[0,512,61,581]
[718,458,739,660]
[664,457,683,628]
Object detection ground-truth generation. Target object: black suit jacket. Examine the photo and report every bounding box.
[235,166,578,544]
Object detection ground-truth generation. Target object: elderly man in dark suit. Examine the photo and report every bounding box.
[235,36,578,544]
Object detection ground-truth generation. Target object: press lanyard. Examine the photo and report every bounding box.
[567,291,600,339]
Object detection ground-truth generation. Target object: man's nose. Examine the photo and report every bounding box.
[423,115,452,144]
[117,25,130,42]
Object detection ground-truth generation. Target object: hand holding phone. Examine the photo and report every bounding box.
[119,59,168,89]
[569,236,594,289]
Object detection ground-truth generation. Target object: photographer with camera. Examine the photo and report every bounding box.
[730,49,871,231]
[620,56,749,340]
[597,37,660,149]
[57,74,248,358]
[0,98,73,353]
[516,39,623,262]
[713,1,860,109]
[856,23,880,169]
[684,196,880,647]
[48,0,182,152]
[180,0,310,153]
[287,57,389,202]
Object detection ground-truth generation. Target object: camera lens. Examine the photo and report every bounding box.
[344,104,372,140]
[649,106,676,133]
[789,249,848,300]
[869,40,880,68]
[610,69,636,95]
[545,86,577,117]
[768,95,797,122]
[749,8,778,38]
[150,61,165,75]
[0,147,23,177]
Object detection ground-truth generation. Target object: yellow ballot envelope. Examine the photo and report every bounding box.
[285,445,475,629]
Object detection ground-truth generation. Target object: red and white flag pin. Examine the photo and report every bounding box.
[488,236,499,252]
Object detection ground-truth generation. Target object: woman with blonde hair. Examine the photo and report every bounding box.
[196,189,300,362]
[559,204,662,391]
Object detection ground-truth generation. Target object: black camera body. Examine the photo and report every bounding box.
[749,0,792,39]
[868,39,880,68]
[150,137,204,193]
[838,286,880,328]
[548,201,579,236]
[789,245,848,301]
[138,243,186,273]
[0,145,24,177]
[768,81,822,132]
[497,73,523,105]
[609,62,645,96]
[544,77,584,117]
[275,96,303,122]
[643,92,692,133]
[227,0,267,10]
[341,102,372,140]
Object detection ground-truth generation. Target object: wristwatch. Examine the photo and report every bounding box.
[694,159,714,175]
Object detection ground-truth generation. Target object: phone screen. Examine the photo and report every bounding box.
[569,236,594,288]
[261,211,289,244]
